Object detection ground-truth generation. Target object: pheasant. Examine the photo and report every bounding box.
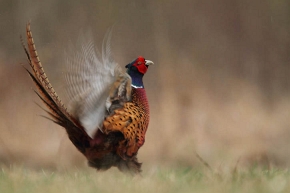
[22,23,153,174]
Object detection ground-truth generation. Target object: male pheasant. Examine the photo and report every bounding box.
[22,23,153,174]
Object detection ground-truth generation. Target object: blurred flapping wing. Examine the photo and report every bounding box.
[64,29,130,138]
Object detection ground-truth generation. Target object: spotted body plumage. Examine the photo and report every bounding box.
[22,23,153,174]
[103,88,150,158]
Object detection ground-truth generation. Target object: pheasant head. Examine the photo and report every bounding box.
[126,56,154,88]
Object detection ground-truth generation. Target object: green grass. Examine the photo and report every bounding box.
[0,165,290,193]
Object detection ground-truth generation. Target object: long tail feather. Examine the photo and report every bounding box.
[22,23,91,154]
[24,23,75,125]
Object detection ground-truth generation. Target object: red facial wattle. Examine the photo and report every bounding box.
[132,56,148,74]
[133,62,148,74]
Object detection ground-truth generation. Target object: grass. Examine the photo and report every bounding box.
[0,165,290,193]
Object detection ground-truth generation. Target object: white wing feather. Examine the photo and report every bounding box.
[64,30,125,138]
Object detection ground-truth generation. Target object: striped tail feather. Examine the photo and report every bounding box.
[23,23,75,126]
[22,23,91,153]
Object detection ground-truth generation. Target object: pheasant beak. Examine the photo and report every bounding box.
[145,60,154,66]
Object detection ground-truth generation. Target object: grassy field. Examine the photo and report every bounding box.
[1,165,290,193]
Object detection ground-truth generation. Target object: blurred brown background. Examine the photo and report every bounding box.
[1,0,290,170]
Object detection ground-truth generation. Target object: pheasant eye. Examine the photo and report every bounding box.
[137,61,142,65]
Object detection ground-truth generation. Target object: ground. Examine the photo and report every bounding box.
[1,165,289,193]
